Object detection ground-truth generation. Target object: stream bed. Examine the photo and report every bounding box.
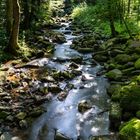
[28,21,113,140]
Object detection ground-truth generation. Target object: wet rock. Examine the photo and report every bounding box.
[55,132,70,140]
[48,84,62,93]
[78,100,92,113]
[57,92,67,101]
[109,102,122,130]
[106,69,122,80]
[16,112,27,120]
[69,62,79,69]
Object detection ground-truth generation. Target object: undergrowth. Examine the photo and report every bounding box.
[71,3,140,37]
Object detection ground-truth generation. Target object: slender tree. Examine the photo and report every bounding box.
[7,0,20,54]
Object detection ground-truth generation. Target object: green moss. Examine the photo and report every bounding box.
[115,54,131,64]
[135,58,140,69]
[119,118,140,140]
[120,84,140,112]
[106,69,122,80]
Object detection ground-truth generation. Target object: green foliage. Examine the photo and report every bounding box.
[119,118,140,140]
[71,1,140,36]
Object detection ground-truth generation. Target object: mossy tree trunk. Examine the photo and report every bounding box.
[7,0,20,55]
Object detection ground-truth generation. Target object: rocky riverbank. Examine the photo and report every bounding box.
[71,19,140,139]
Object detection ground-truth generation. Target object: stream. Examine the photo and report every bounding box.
[29,21,111,140]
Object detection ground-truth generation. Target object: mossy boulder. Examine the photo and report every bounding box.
[120,85,140,113]
[115,54,131,64]
[106,69,122,80]
[135,58,140,69]
[119,118,140,140]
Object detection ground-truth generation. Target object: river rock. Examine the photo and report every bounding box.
[78,100,92,113]
[48,84,62,93]
[106,69,122,80]
[16,112,27,120]
[55,132,70,140]
[69,62,79,69]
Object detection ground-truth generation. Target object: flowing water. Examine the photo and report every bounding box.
[29,22,112,140]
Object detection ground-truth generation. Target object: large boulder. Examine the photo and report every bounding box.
[106,69,122,80]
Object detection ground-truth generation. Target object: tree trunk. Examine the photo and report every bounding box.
[6,0,13,35]
[127,0,131,14]
[107,0,117,37]
[7,0,20,54]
